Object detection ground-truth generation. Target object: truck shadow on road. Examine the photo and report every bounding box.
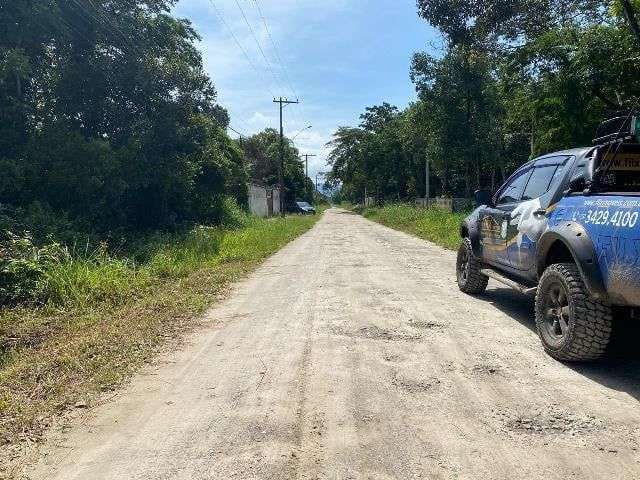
[482,287,640,402]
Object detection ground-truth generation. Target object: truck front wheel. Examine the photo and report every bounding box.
[535,263,612,361]
[456,238,488,295]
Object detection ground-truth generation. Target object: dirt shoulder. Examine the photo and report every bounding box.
[16,209,640,479]
[0,214,320,478]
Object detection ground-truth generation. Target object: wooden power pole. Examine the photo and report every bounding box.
[301,154,317,179]
[273,97,299,217]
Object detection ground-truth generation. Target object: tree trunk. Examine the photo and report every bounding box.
[622,0,640,45]
[530,110,536,158]
[15,71,22,98]
[465,159,471,198]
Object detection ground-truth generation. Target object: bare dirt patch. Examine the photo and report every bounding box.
[331,325,422,342]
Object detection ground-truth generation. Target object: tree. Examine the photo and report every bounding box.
[329,0,640,204]
[0,0,247,237]
[243,128,313,205]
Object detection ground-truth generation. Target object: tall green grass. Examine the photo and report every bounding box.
[0,212,321,456]
[25,213,316,310]
[361,203,467,250]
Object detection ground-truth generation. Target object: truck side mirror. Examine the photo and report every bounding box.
[475,189,493,207]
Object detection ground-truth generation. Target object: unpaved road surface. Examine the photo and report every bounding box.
[23,209,640,479]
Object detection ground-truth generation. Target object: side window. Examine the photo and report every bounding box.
[548,164,567,190]
[521,166,561,201]
[571,162,588,182]
[496,169,532,205]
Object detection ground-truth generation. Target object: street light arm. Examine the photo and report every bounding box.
[291,125,312,142]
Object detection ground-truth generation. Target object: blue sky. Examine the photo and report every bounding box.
[172,0,441,180]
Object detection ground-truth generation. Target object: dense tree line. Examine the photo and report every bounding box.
[327,0,640,202]
[0,0,247,241]
[242,128,315,206]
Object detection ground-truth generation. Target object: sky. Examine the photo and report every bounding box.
[172,0,441,181]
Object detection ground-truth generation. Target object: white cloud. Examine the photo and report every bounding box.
[172,0,433,181]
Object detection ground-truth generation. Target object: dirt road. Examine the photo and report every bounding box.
[23,209,640,479]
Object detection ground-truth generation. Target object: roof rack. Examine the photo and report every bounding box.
[593,115,640,145]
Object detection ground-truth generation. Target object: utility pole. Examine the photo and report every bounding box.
[425,155,430,207]
[273,97,299,217]
[301,154,317,179]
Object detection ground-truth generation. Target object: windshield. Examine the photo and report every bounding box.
[297,202,311,207]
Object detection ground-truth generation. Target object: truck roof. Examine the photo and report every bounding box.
[536,146,595,161]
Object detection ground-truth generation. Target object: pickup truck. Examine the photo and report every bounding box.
[457,116,640,361]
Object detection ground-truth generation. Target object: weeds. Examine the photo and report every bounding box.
[360,203,467,250]
[0,213,320,456]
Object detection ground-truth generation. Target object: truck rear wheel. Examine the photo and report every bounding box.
[535,263,612,361]
[456,238,488,295]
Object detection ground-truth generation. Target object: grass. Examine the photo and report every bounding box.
[357,203,467,251]
[0,212,321,464]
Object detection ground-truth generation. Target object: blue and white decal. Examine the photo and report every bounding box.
[550,196,640,305]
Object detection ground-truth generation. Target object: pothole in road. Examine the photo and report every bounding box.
[332,325,422,342]
[496,408,603,437]
[392,372,441,393]
[470,363,505,376]
[382,352,401,363]
[409,320,445,331]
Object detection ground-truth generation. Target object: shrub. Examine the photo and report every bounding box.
[0,231,68,305]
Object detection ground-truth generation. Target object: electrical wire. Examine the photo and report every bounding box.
[251,0,298,101]
[248,0,312,133]
[62,1,259,141]
[232,0,286,96]
[68,0,140,55]
[206,0,277,98]
[228,125,246,137]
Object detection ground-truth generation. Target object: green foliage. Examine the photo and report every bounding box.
[0,232,68,305]
[243,128,314,206]
[0,212,321,450]
[329,1,640,203]
[0,207,317,311]
[362,204,467,251]
[0,0,247,236]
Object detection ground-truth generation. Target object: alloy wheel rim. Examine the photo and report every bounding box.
[542,281,571,340]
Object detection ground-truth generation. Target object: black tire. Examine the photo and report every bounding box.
[456,238,488,295]
[535,263,613,362]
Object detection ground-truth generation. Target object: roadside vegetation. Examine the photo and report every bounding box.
[0,209,320,451]
[357,204,465,251]
[0,1,324,458]
[326,1,640,203]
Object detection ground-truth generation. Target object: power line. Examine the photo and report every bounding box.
[63,0,261,141]
[232,0,286,96]
[69,0,142,56]
[274,97,300,217]
[249,0,312,131]
[228,125,246,137]
[206,0,277,98]
[250,0,299,101]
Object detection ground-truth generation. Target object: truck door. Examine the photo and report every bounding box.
[508,157,569,271]
[480,166,532,267]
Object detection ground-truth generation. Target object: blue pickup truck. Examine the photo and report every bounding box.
[457,116,640,361]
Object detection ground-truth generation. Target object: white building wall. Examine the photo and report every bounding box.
[248,184,269,218]
[248,184,281,218]
[272,189,281,216]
